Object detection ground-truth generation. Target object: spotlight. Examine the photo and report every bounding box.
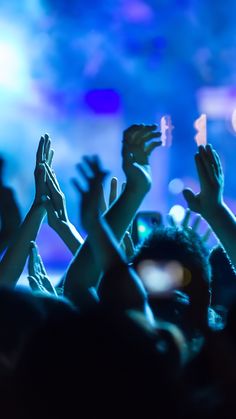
[0,40,27,91]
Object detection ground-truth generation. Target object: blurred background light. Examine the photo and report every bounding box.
[84,89,121,114]
[169,205,185,223]
[168,178,184,194]
[0,0,236,280]
[0,39,28,92]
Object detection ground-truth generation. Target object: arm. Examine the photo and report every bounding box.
[0,135,53,287]
[45,162,83,255]
[64,125,161,306]
[76,155,147,311]
[183,144,236,267]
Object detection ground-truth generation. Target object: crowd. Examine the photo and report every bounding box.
[0,124,236,417]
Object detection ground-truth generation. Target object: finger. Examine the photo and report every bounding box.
[28,276,42,292]
[167,214,177,228]
[122,231,135,259]
[71,178,84,194]
[35,163,47,199]
[182,208,191,228]
[198,146,216,183]
[183,188,200,213]
[145,141,162,155]
[36,137,44,165]
[83,155,108,181]
[28,242,37,277]
[191,214,201,231]
[48,149,54,167]
[51,170,61,190]
[44,135,51,162]
[98,182,107,214]
[109,177,118,206]
[202,227,211,242]
[195,152,210,190]
[41,276,57,295]
[205,144,217,170]
[127,220,133,236]
[121,182,126,193]
[76,162,91,182]
[212,149,223,176]
[133,125,159,144]
[29,241,41,272]
[37,252,47,276]
[45,170,61,204]
[45,162,61,193]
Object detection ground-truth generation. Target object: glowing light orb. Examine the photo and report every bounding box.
[137,259,184,294]
[168,178,184,194]
[169,205,185,223]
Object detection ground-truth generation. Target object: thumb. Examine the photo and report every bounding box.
[183,188,200,213]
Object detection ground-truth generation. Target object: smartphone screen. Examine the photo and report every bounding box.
[133,211,163,244]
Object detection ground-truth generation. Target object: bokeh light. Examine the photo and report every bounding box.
[169,205,185,223]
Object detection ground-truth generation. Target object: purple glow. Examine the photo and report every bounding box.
[121,0,154,23]
[84,89,121,114]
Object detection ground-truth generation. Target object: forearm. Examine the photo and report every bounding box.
[87,218,147,310]
[64,184,147,301]
[87,218,126,271]
[0,203,46,286]
[53,221,83,255]
[204,202,236,268]
[104,182,147,241]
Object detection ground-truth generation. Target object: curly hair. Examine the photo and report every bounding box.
[132,226,211,307]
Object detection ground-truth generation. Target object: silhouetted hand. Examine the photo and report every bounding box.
[45,162,69,229]
[72,155,108,233]
[122,124,161,193]
[28,241,57,295]
[183,144,224,219]
[34,134,54,206]
[168,208,212,243]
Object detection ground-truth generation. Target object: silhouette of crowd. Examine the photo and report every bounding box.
[1,126,236,418]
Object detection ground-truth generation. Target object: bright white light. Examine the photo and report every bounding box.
[137,260,184,294]
[0,40,27,91]
[169,205,185,223]
[168,178,184,194]
[138,225,146,233]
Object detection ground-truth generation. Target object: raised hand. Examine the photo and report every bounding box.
[122,124,162,193]
[183,143,236,269]
[34,134,54,206]
[183,144,224,219]
[44,162,83,254]
[168,208,212,243]
[72,156,108,233]
[28,241,57,295]
[45,162,69,228]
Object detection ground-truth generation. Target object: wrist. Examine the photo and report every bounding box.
[31,200,47,215]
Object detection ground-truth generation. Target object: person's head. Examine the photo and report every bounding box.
[14,305,183,418]
[209,245,236,309]
[132,226,211,332]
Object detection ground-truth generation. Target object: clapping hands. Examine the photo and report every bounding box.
[34,134,54,207]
